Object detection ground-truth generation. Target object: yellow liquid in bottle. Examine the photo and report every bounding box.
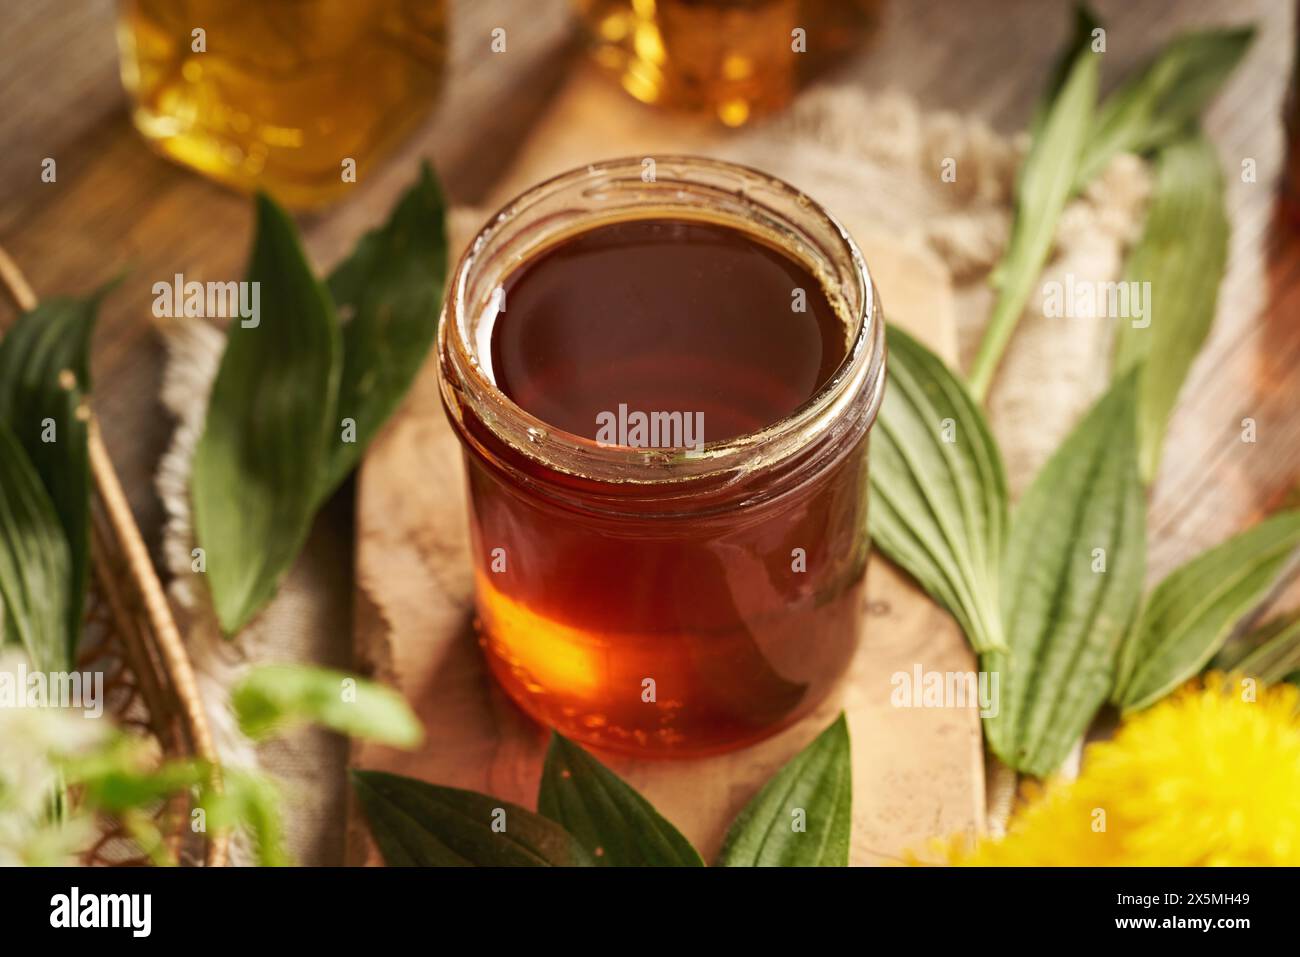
[116,0,447,208]
[574,0,881,126]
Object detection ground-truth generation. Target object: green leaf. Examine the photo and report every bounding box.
[716,714,851,866]
[1213,611,1300,685]
[869,324,1007,654]
[0,291,105,657]
[974,18,1250,398]
[191,193,342,635]
[56,724,289,866]
[1114,510,1300,712]
[969,10,1098,399]
[319,162,448,501]
[537,733,702,866]
[73,751,209,813]
[0,422,72,671]
[1076,26,1254,186]
[351,770,596,867]
[201,768,291,867]
[231,663,423,748]
[983,373,1146,776]
[1028,5,1102,139]
[1112,132,1229,483]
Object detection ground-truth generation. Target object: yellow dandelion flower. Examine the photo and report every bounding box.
[943,674,1300,866]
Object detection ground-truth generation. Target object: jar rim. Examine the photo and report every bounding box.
[438,155,886,486]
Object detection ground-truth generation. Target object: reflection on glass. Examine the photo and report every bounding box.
[117,0,447,207]
[574,0,882,126]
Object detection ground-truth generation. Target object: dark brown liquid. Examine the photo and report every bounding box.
[489,218,847,443]
[460,216,867,756]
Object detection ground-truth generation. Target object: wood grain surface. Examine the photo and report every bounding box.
[2,0,1296,864]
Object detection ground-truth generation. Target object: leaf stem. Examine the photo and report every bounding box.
[967,294,1021,404]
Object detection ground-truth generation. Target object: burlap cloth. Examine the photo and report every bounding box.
[155,85,1148,864]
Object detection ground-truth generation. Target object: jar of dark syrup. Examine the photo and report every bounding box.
[438,157,886,756]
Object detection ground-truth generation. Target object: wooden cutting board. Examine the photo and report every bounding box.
[346,68,983,866]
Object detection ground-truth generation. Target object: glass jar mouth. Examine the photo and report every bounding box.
[438,155,886,486]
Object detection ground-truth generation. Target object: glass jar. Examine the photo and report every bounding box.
[574,0,883,126]
[116,0,447,208]
[438,157,885,757]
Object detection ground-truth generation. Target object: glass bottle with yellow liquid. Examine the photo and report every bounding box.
[117,0,447,207]
[575,0,881,126]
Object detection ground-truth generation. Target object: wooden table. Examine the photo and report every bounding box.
[3,0,1295,864]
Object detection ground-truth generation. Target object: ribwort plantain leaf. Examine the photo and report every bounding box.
[968,9,1098,399]
[351,770,596,867]
[191,193,341,635]
[193,166,447,635]
[974,14,1248,400]
[717,714,851,866]
[1027,4,1101,139]
[538,733,703,866]
[0,422,71,671]
[983,373,1145,777]
[1114,511,1300,713]
[320,162,448,502]
[1076,26,1254,187]
[1113,132,1229,483]
[869,324,1007,654]
[0,291,105,658]
[1213,611,1300,685]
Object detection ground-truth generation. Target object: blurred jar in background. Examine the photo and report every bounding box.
[575,0,881,127]
[117,0,447,208]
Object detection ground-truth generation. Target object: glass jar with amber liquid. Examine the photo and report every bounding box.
[575,0,882,126]
[439,157,885,756]
[116,0,446,207]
